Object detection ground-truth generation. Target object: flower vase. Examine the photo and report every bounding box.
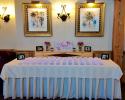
[73,48,76,52]
[79,46,82,51]
[46,45,50,51]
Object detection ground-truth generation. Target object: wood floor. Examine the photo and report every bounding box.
[0,83,124,100]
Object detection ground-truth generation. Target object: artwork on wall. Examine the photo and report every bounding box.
[75,3,105,37]
[23,3,52,37]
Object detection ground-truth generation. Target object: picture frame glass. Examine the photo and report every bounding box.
[28,8,47,32]
[76,3,105,37]
[80,8,100,32]
[23,3,52,37]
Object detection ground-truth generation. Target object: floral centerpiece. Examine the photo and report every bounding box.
[77,42,84,51]
[44,41,51,51]
[54,41,73,51]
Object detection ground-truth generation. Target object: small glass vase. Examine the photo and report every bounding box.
[79,46,82,51]
[73,48,76,52]
[46,45,50,51]
[50,47,54,52]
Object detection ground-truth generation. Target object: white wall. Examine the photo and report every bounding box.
[0,0,114,51]
[0,0,16,49]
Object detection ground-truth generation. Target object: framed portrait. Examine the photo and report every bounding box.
[75,3,105,37]
[101,53,109,60]
[17,54,25,60]
[36,46,44,51]
[23,3,52,37]
[84,46,91,52]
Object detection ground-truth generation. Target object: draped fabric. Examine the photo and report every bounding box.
[3,78,121,100]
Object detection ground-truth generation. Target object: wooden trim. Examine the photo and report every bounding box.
[16,50,113,59]
[0,49,15,51]
[35,51,93,57]
[16,50,35,57]
[15,50,34,52]
[0,49,113,58]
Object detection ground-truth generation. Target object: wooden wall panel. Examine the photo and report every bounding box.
[122,51,125,82]
[15,50,113,59]
[112,0,125,67]
[0,49,15,51]
[122,0,125,83]
[93,51,112,59]
[16,50,35,58]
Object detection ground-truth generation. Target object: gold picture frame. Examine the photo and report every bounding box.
[75,3,105,37]
[23,3,52,37]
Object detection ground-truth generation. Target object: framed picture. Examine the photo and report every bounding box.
[36,46,44,51]
[75,3,105,37]
[23,3,52,37]
[17,54,25,60]
[84,46,91,52]
[101,53,109,60]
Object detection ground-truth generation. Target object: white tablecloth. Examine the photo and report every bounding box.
[1,57,122,80]
[0,57,123,99]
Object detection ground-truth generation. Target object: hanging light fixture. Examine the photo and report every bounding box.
[0,6,10,22]
[57,5,70,22]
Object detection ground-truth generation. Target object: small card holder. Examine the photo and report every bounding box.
[84,46,91,52]
[17,54,25,60]
[36,46,44,51]
[101,53,109,60]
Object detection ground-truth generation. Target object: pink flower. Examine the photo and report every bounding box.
[77,42,84,46]
[44,41,51,46]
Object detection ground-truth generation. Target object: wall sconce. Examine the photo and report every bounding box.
[57,5,70,22]
[0,6,10,22]
[87,0,95,3]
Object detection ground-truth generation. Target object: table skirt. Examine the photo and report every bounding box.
[3,77,121,100]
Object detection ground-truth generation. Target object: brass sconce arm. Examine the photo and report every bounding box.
[57,5,70,22]
[0,6,10,22]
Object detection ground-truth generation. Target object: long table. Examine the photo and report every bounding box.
[0,57,123,99]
